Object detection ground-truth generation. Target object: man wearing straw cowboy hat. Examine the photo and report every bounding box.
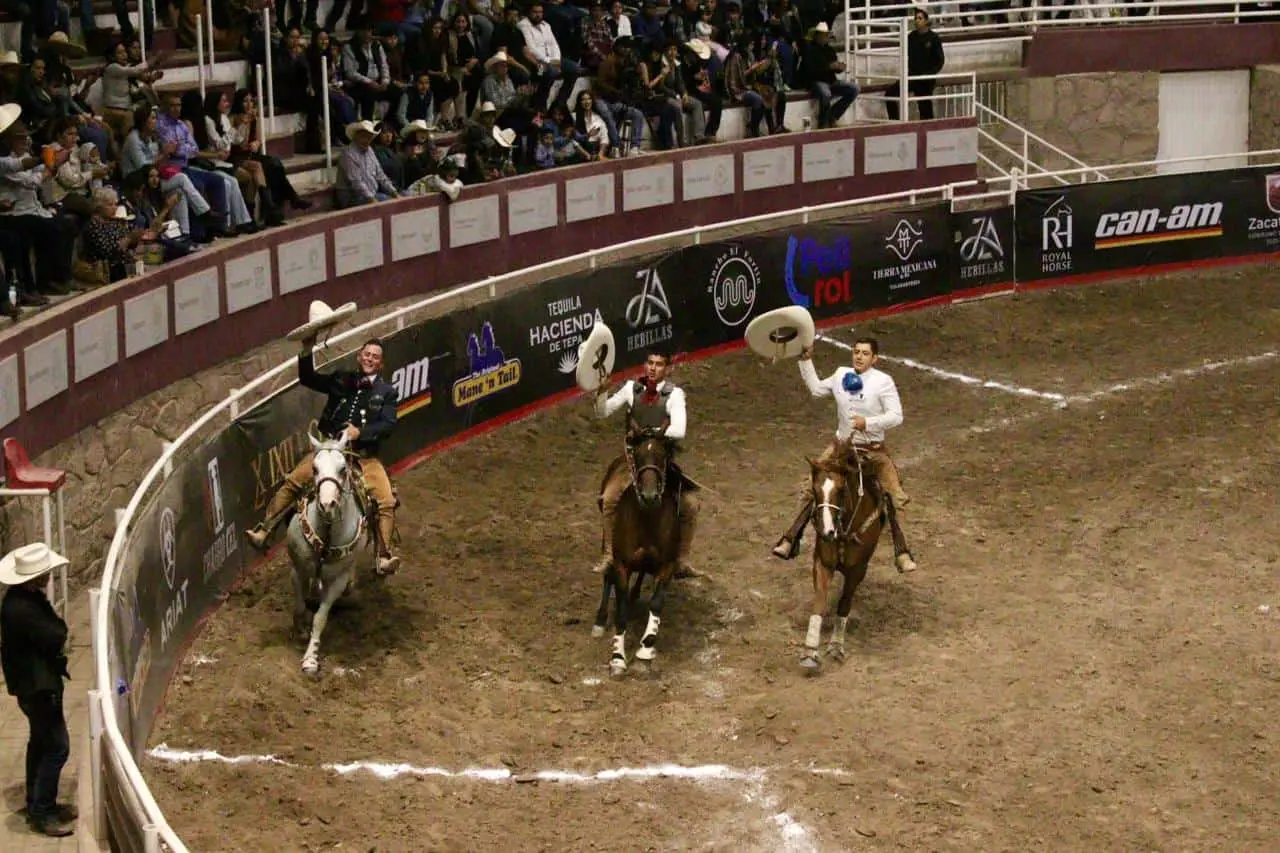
[335,119,400,208]
[247,301,404,576]
[1,543,77,838]
[803,21,859,129]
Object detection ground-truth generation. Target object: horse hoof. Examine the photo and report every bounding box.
[634,645,656,662]
[591,625,605,638]
[301,663,320,678]
[825,645,847,663]
[799,654,821,674]
[609,659,628,677]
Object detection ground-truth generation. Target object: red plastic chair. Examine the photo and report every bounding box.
[3,437,66,492]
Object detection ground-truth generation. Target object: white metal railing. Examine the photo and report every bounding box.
[0,485,68,624]
[263,6,275,123]
[321,54,333,175]
[196,14,206,99]
[89,145,1280,851]
[975,102,1107,184]
[205,0,216,78]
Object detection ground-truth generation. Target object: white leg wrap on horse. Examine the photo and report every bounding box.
[805,614,823,649]
[832,616,848,641]
[641,612,660,644]
[611,634,626,659]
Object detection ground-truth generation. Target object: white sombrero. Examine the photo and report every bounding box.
[0,543,68,587]
[685,38,712,60]
[484,50,513,73]
[345,119,378,141]
[399,118,433,139]
[744,306,815,360]
[575,322,616,393]
[287,299,358,342]
[0,103,20,137]
[492,126,517,148]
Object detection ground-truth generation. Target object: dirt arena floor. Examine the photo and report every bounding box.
[145,264,1280,852]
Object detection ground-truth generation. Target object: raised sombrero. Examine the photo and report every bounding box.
[575,322,616,392]
[0,542,68,587]
[0,102,20,137]
[744,306,815,360]
[287,299,359,342]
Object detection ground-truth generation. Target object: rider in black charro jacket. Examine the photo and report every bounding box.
[245,336,403,575]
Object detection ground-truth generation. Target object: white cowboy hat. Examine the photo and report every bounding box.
[112,204,131,220]
[810,22,831,34]
[477,100,498,115]
[0,543,69,587]
[484,50,512,73]
[345,119,378,141]
[491,126,517,148]
[286,299,359,342]
[684,38,712,60]
[399,119,433,139]
[744,306,815,360]
[575,322,616,393]
[0,50,20,67]
[0,103,20,137]
[45,31,88,59]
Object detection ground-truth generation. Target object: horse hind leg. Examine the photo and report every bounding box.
[592,567,613,638]
[827,559,869,663]
[609,566,630,677]
[301,569,351,677]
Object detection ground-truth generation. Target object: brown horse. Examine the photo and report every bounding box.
[591,427,682,676]
[800,448,886,674]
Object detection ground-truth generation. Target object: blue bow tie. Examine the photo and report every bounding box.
[842,372,863,393]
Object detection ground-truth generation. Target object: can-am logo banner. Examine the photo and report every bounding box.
[1015,167,1270,282]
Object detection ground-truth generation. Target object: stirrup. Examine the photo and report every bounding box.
[771,536,799,561]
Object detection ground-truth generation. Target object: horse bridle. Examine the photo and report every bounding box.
[626,432,669,502]
[814,450,873,543]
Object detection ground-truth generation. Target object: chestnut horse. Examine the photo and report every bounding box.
[591,427,683,676]
[800,448,886,673]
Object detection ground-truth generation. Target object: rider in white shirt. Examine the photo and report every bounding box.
[593,348,700,578]
[773,337,917,572]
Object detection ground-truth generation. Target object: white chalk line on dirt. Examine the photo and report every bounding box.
[816,333,1279,407]
[148,746,824,850]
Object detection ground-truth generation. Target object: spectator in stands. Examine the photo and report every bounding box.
[466,0,501,58]
[396,70,435,128]
[542,0,587,59]
[379,24,413,107]
[82,186,149,283]
[751,26,788,133]
[682,38,721,142]
[121,103,223,240]
[885,8,945,121]
[657,39,710,145]
[723,34,768,137]
[594,37,646,155]
[543,102,592,165]
[572,90,610,159]
[638,38,683,149]
[664,0,699,44]
[491,4,536,86]
[156,92,258,234]
[371,120,403,186]
[632,0,663,46]
[419,17,462,129]
[608,0,633,37]
[454,102,515,183]
[406,153,461,198]
[623,36,682,150]
[231,89,311,214]
[42,116,104,215]
[0,121,74,296]
[336,119,400,206]
[580,0,614,74]
[520,1,582,112]
[479,50,537,162]
[122,165,192,247]
[274,27,312,116]
[399,119,437,186]
[16,57,59,141]
[199,90,281,225]
[0,51,20,104]
[100,41,166,145]
[38,39,114,161]
[124,38,164,111]
[306,32,360,149]
[450,12,485,119]
[769,0,804,83]
[802,21,858,128]
[76,0,135,45]
[344,23,394,120]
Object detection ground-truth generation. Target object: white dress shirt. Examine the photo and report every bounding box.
[518,18,562,65]
[800,360,902,444]
[595,380,687,440]
[0,156,54,218]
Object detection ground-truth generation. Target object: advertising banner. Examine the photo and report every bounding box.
[950,205,1015,291]
[1015,167,1276,282]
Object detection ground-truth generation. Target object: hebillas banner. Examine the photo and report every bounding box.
[950,205,1015,291]
[1014,167,1277,282]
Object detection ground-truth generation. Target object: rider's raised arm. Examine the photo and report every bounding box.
[663,387,687,440]
[297,347,343,395]
[798,357,832,398]
[360,384,399,441]
[594,381,634,420]
[866,375,903,432]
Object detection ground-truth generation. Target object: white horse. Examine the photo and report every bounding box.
[287,432,373,677]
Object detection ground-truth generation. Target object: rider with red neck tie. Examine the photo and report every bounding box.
[246,337,403,576]
[773,337,917,573]
[593,347,701,579]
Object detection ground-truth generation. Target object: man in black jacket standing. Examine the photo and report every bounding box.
[1,543,76,838]
[246,335,403,575]
[885,8,945,121]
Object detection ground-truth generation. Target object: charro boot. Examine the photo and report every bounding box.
[593,495,617,574]
[245,487,300,550]
[882,494,917,573]
[375,512,400,576]
[771,498,813,560]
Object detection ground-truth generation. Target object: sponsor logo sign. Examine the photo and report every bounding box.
[784,234,852,308]
[1093,202,1223,249]
[1039,196,1074,274]
[250,431,310,513]
[200,456,236,584]
[1247,173,1280,246]
[391,355,434,417]
[624,267,675,353]
[452,322,522,406]
[706,246,760,326]
[524,293,602,376]
[875,218,938,290]
[159,507,177,590]
[957,215,1006,281]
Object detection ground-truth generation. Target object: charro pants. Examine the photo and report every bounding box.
[261,452,397,553]
[599,459,700,563]
[17,688,69,820]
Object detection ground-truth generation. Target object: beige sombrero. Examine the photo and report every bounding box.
[685,38,712,61]
[0,102,20,136]
[744,306,815,360]
[345,119,378,141]
[491,126,516,148]
[484,50,512,73]
[45,31,88,60]
[0,543,69,587]
[287,299,359,342]
[399,118,433,139]
[575,322,616,393]
[0,50,20,68]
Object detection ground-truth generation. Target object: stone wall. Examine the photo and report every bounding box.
[1249,66,1280,152]
[987,72,1160,177]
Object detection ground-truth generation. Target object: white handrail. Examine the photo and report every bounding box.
[205,0,216,78]
[321,54,333,174]
[196,14,206,99]
[262,6,275,123]
[91,141,1280,849]
[974,102,1105,181]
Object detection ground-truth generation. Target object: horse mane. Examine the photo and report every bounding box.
[811,455,854,477]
